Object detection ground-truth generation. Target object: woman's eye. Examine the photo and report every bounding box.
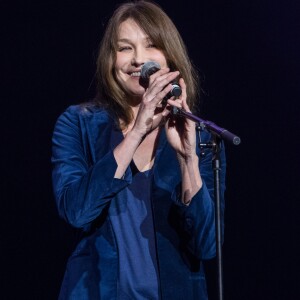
[118,46,131,52]
[147,44,156,48]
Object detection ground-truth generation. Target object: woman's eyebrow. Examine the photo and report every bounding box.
[117,38,131,43]
[117,37,151,43]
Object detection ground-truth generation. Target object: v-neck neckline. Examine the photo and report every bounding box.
[110,125,168,173]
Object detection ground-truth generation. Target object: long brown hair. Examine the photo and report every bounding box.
[96,0,199,128]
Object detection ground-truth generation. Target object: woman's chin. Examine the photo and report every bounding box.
[125,89,145,104]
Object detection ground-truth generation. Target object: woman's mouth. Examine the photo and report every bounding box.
[130,71,141,77]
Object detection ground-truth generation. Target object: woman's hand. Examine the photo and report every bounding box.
[164,78,197,159]
[114,68,179,178]
[131,68,180,138]
[164,78,201,204]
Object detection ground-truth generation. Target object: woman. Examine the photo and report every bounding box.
[52,1,226,299]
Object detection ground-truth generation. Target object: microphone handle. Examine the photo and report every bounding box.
[162,83,182,104]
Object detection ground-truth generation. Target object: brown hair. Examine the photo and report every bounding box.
[96,0,199,128]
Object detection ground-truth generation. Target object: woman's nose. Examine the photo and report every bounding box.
[131,48,146,66]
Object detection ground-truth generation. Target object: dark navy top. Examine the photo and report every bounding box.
[110,163,159,299]
[109,129,159,299]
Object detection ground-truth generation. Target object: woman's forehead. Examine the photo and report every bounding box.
[118,19,148,38]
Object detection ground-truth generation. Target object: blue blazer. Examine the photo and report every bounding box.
[52,104,226,299]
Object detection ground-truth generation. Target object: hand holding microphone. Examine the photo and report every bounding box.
[139,62,200,157]
[140,61,182,104]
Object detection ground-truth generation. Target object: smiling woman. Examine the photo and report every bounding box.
[114,19,169,104]
[96,0,199,128]
[51,1,226,299]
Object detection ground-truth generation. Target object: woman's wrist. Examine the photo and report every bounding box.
[126,128,145,145]
[177,151,202,204]
[176,151,198,164]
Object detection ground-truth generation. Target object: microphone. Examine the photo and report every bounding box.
[140,61,182,101]
[140,63,241,146]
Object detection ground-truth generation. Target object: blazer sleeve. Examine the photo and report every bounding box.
[172,133,226,260]
[51,106,131,229]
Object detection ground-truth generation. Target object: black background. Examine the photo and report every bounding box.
[2,0,300,299]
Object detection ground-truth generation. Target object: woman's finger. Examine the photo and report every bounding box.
[178,77,187,101]
[145,71,180,102]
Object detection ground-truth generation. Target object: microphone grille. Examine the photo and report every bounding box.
[141,61,161,80]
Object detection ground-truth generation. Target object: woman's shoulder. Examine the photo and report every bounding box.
[59,101,113,121]
[64,101,107,116]
[55,101,115,130]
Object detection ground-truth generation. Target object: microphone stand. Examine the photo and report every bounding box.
[172,107,241,300]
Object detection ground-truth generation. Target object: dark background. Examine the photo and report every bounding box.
[2,0,299,299]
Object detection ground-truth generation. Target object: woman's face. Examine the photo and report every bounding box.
[115,18,168,101]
